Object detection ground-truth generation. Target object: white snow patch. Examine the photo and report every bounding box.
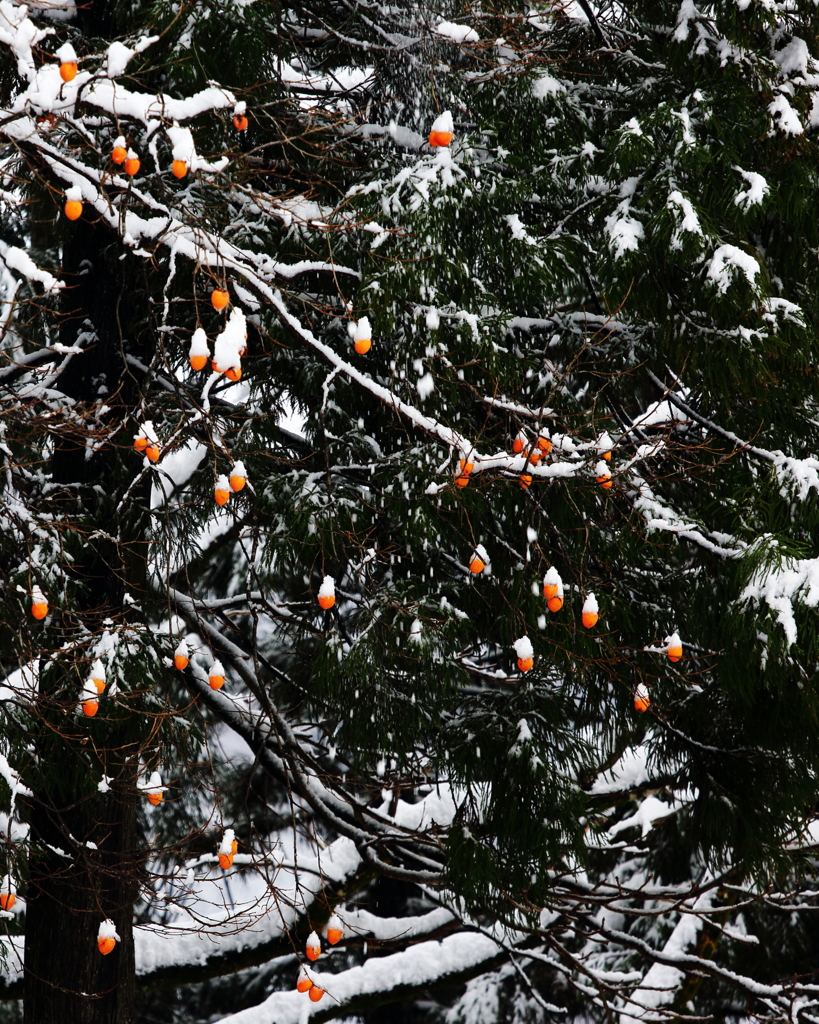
[706,244,760,294]
[434,20,479,43]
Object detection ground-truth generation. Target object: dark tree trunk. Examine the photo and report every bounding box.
[23,211,151,1024]
[25,788,138,1024]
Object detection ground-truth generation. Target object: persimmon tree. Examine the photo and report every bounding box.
[2,1,819,1023]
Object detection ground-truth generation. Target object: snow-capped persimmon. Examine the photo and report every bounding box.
[318,576,335,610]
[581,594,599,629]
[217,829,236,869]
[634,685,650,713]
[353,316,372,354]
[174,640,189,670]
[543,568,561,600]
[189,328,209,370]
[229,462,247,492]
[209,660,226,690]
[31,588,48,620]
[64,199,82,221]
[97,920,119,955]
[172,159,188,178]
[305,931,321,961]
[90,660,106,694]
[429,110,454,147]
[233,113,248,131]
[214,475,231,506]
[666,632,683,663]
[309,986,325,1002]
[326,914,343,945]
[59,61,77,82]
[296,968,313,993]
[514,637,534,673]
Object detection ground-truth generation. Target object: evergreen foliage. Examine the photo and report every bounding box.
[1,1,819,1022]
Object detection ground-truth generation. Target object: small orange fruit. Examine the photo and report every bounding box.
[215,487,230,506]
[597,473,612,489]
[528,450,541,466]
[537,436,551,453]
[64,199,82,221]
[318,594,335,610]
[543,584,558,600]
[145,446,160,462]
[517,657,534,672]
[209,674,225,691]
[469,557,485,574]
[297,971,313,993]
[190,354,208,371]
[309,986,325,1002]
[171,160,188,178]
[229,472,246,493]
[133,436,148,452]
[59,61,78,83]
[547,596,563,613]
[0,894,15,912]
[124,156,140,176]
[225,366,242,382]
[634,693,650,713]
[582,611,599,629]
[326,918,343,945]
[98,937,116,955]
[83,700,99,718]
[429,130,453,147]
[512,436,525,454]
[174,654,188,670]
[31,601,48,620]
[233,114,249,131]
[218,852,233,870]
[147,792,163,806]
[354,338,371,355]
[211,288,229,311]
[306,940,321,962]
[112,145,127,164]
[602,450,612,461]
[520,474,532,489]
